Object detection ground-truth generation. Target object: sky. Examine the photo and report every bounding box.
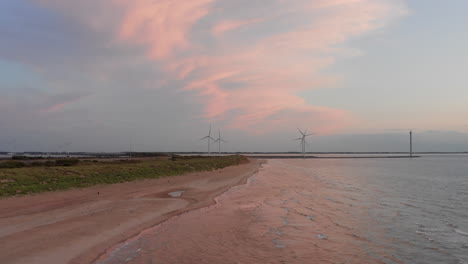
[1,0,467,152]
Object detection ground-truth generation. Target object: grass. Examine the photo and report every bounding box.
[0,155,248,197]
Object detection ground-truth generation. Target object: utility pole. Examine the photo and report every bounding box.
[410,130,413,157]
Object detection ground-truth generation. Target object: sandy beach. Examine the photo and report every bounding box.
[0,159,261,264]
[95,159,393,264]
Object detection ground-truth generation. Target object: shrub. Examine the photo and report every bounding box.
[115,159,141,164]
[44,161,55,167]
[31,161,45,167]
[55,159,80,167]
[11,156,43,160]
[0,161,26,168]
[11,156,27,160]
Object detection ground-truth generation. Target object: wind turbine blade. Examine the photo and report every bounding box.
[293,138,302,140]
[221,139,227,143]
[200,136,209,140]
[209,124,212,136]
[305,133,315,136]
[297,128,305,135]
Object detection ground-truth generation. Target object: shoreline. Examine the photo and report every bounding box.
[94,159,264,263]
[95,158,381,263]
[0,159,261,264]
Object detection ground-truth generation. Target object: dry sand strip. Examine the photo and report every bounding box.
[0,159,261,264]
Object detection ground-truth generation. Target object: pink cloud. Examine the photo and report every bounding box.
[36,0,407,134]
[41,103,66,114]
[117,0,215,59]
[212,18,263,36]
[37,93,87,114]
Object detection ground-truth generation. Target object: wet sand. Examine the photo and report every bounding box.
[98,159,390,264]
[0,159,260,264]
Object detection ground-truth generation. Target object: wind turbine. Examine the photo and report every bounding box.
[214,129,227,154]
[200,125,215,154]
[294,128,314,158]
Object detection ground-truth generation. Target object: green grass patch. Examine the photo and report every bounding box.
[0,161,26,169]
[0,155,248,197]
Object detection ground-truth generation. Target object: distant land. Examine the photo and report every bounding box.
[1,151,467,160]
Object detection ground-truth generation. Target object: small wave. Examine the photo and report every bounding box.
[400,202,417,208]
[447,222,458,228]
[351,233,370,242]
[270,228,283,236]
[272,238,285,248]
[415,230,435,242]
[454,229,468,236]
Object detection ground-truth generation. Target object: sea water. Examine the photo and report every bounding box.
[98,155,468,264]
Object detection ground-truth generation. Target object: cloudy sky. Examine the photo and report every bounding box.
[1,0,467,152]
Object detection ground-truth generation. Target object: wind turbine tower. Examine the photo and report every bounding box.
[410,130,413,157]
[294,128,314,158]
[200,125,215,154]
[214,129,227,154]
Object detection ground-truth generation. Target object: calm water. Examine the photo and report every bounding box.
[307,154,468,263]
[99,155,468,264]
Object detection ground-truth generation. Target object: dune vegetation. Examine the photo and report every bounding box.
[0,155,248,197]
